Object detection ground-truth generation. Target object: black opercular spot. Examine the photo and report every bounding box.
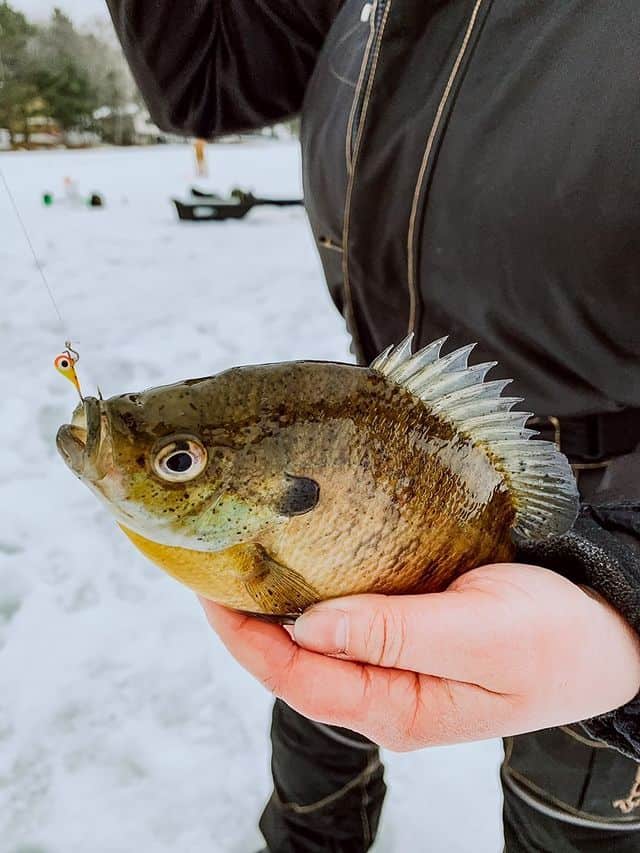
[166,451,192,473]
[279,474,320,517]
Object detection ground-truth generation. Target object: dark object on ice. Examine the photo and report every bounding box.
[42,192,53,206]
[88,193,104,207]
[173,189,302,222]
[190,186,266,201]
[190,186,224,199]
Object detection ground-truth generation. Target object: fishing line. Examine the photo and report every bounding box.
[0,36,86,401]
[0,165,71,337]
[1,165,87,400]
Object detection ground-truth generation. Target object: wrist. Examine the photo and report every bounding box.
[584,585,640,711]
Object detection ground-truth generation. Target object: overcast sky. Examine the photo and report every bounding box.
[12,0,109,24]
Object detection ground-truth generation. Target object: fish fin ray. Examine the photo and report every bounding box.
[380,333,414,373]
[370,337,579,541]
[243,544,320,615]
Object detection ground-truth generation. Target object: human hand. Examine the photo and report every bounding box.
[200,563,640,751]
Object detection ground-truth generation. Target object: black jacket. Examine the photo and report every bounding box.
[106,0,640,756]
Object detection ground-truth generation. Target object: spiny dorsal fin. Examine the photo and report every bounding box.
[371,335,578,541]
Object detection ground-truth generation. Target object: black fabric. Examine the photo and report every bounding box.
[301,0,640,418]
[105,0,343,137]
[259,699,385,853]
[529,410,640,465]
[502,726,640,839]
[261,699,640,853]
[502,769,640,853]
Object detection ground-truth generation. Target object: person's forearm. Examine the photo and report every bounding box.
[105,0,342,137]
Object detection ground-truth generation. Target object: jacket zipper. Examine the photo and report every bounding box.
[407,0,487,337]
[342,0,393,360]
[349,0,388,166]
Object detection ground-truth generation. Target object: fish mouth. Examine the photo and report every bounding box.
[56,397,111,480]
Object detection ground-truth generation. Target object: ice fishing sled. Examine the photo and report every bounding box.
[172,187,303,222]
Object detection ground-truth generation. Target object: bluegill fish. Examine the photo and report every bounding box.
[56,336,578,620]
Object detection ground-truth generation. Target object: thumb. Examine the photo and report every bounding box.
[293,593,440,671]
[292,590,508,684]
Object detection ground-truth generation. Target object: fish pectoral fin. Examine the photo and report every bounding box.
[239,543,320,615]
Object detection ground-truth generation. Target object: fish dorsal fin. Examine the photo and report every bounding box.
[371,335,579,541]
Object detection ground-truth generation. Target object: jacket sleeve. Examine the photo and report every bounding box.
[105,0,343,137]
[517,451,640,760]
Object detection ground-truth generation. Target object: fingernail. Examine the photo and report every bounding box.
[294,608,347,654]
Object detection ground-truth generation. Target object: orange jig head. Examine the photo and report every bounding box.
[54,347,83,401]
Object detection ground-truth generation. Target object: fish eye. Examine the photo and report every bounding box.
[60,359,69,369]
[152,437,207,483]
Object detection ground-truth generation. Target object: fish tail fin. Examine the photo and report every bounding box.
[371,335,579,542]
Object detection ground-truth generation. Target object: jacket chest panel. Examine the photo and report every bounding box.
[302,0,640,412]
[303,0,485,355]
[415,0,640,412]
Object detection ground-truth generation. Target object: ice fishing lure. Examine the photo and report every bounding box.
[54,343,83,402]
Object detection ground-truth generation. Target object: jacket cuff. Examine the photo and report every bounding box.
[517,502,640,760]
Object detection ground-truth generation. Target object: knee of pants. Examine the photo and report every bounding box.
[269,699,384,811]
[502,727,640,844]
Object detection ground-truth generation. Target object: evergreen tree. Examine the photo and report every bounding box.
[0,3,140,147]
[31,8,98,135]
[33,56,97,133]
[0,2,38,145]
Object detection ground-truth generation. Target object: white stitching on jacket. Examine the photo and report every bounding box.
[342,0,393,357]
[406,0,485,337]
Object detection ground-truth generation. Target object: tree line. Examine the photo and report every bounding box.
[0,3,136,146]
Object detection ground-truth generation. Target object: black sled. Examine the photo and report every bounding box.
[173,188,303,222]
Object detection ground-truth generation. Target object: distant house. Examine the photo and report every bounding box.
[93,103,185,145]
[11,115,62,148]
[11,115,100,149]
[0,129,10,151]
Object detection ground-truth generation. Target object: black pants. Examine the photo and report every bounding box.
[260,700,640,852]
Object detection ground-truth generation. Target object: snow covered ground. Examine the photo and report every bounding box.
[0,142,502,853]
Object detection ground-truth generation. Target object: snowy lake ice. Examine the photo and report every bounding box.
[0,142,502,853]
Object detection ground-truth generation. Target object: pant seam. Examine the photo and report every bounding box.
[360,763,372,849]
[272,756,382,815]
[310,719,379,751]
[559,724,614,749]
[503,770,640,832]
[503,765,640,825]
[576,748,597,810]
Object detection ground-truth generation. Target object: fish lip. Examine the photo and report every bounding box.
[56,397,109,479]
[56,423,87,474]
